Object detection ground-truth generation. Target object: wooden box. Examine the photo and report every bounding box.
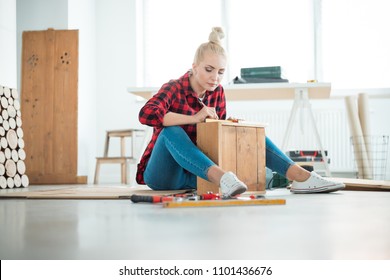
[196,121,266,195]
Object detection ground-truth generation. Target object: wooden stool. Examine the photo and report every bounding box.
[94,129,144,184]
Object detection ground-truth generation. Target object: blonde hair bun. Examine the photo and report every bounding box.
[208,27,225,45]
[193,26,227,64]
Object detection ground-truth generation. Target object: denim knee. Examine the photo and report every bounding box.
[160,126,186,139]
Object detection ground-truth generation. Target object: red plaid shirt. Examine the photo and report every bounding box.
[136,71,227,184]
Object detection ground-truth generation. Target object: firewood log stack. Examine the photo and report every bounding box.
[0,85,29,189]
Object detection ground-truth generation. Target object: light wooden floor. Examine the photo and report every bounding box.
[1,185,390,260]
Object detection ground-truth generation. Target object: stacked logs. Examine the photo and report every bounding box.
[0,85,29,188]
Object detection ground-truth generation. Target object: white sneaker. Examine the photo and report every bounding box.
[220,172,248,198]
[290,171,345,194]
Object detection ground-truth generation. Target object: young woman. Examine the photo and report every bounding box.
[136,27,345,197]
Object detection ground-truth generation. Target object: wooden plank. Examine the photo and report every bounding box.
[205,118,267,128]
[220,125,237,174]
[128,83,331,101]
[53,29,78,176]
[196,121,220,163]
[236,126,258,191]
[45,29,56,175]
[257,127,266,192]
[196,122,221,194]
[22,30,47,175]
[163,198,286,208]
[223,83,331,101]
[329,177,390,191]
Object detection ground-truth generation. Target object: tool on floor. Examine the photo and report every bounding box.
[163,198,286,208]
[130,195,177,203]
[130,193,286,208]
[130,192,221,203]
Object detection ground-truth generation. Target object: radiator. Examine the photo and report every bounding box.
[228,108,355,173]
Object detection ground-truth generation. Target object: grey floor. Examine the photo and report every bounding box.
[1,185,390,260]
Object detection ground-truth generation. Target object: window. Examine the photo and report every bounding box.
[142,0,222,86]
[227,0,313,83]
[322,0,390,88]
[142,0,390,90]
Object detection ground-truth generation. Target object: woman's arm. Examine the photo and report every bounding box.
[162,112,198,126]
[163,104,218,126]
[139,78,220,127]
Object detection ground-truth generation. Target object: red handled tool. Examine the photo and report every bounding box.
[130,192,221,203]
[130,195,175,203]
[199,193,221,200]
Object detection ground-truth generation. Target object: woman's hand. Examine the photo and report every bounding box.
[162,103,219,126]
[194,102,219,123]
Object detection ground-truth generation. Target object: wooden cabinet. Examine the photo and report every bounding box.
[21,29,86,184]
[196,121,266,195]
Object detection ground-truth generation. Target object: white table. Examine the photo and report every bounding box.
[128,82,330,100]
[128,82,332,176]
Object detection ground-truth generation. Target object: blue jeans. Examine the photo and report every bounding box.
[143,126,295,190]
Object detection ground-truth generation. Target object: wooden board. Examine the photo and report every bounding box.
[223,83,330,101]
[163,198,286,208]
[196,121,221,194]
[21,29,85,184]
[257,128,266,188]
[330,177,390,191]
[127,83,331,101]
[220,126,237,174]
[236,127,255,184]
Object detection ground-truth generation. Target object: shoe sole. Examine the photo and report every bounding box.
[224,186,248,198]
[290,184,345,194]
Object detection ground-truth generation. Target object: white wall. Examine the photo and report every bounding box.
[16,0,68,90]
[95,0,144,183]
[68,0,97,182]
[0,0,17,88]
[17,0,98,182]
[15,0,144,184]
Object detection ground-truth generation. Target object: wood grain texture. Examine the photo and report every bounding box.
[257,127,266,191]
[221,126,237,174]
[21,29,85,184]
[196,122,221,194]
[163,198,286,208]
[236,126,258,191]
[196,121,266,195]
